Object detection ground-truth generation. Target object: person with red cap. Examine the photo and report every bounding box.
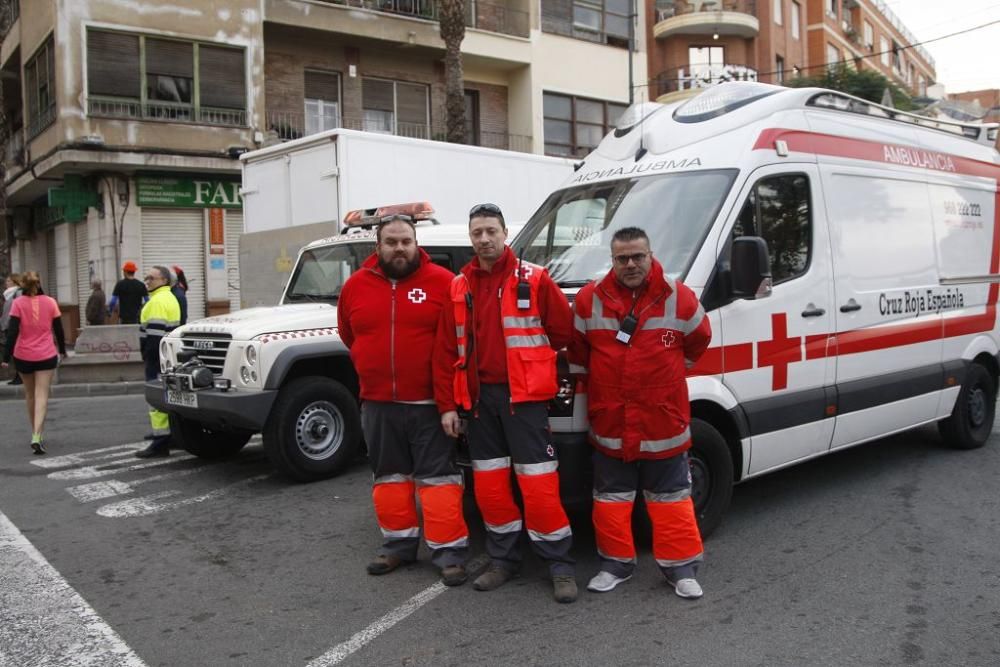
[110,261,147,324]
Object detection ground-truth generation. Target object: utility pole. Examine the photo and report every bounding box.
[627,0,636,104]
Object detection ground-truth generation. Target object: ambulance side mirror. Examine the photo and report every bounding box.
[730,236,772,300]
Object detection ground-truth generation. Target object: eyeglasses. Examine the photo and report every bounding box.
[469,203,504,219]
[379,214,414,224]
[612,252,650,266]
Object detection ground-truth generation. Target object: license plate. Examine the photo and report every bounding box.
[165,389,198,408]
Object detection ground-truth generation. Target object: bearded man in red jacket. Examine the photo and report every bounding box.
[338,216,469,587]
[570,226,711,599]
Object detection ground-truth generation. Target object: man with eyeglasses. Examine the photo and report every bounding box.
[434,203,578,603]
[338,215,470,586]
[136,265,181,458]
[569,226,711,599]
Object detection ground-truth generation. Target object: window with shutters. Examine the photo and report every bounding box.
[86,29,246,127]
[25,36,56,140]
[304,70,341,135]
[361,78,429,139]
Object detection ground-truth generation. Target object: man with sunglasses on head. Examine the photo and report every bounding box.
[434,203,578,603]
[338,215,470,587]
[569,226,711,599]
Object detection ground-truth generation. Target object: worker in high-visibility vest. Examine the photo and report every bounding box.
[570,226,712,599]
[136,265,180,458]
[435,203,577,604]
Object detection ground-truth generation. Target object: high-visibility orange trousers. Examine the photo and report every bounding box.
[592,449,703,579]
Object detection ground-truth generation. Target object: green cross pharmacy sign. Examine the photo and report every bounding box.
[136,174,242,209]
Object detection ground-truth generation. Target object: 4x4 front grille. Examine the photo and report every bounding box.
[180,333,232,375]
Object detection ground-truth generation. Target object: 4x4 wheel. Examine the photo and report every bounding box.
[689,418,734,538]
[939,363,996,450]
[169,414,252,459]
[263,376,361,482]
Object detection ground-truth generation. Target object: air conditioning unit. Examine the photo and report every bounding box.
[12,207,32,240]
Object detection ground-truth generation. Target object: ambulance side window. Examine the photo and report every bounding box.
[732,174,811,284]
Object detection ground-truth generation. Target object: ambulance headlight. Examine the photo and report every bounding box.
[674,82,781,124]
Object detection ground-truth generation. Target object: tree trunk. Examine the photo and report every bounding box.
[438,0,466,144]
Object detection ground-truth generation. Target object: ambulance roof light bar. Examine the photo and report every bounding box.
[807,91,999,147]
[341,201,439,231]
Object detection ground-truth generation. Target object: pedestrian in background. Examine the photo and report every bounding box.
[85,278,108,326]
[1,271,67,455]
[1,272,24,385]
[570,227,711,599]
[435,203,578,603]
[135,265,181,458]
[338,215,470,586]
[171,265,189,326]
[110,261,147,324]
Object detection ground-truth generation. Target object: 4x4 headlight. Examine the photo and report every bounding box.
[245,344,257,367]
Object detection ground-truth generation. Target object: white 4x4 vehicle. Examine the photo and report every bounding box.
[146,224,479,481]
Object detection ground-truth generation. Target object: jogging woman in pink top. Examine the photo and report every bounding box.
[0,271,67,454]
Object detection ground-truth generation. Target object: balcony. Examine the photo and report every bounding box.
[265,110,533,153]
[316,0,529,38]
[0,0,18,41]
[87,97,247,127]
[652,63,758,102]
[653,0,759,40]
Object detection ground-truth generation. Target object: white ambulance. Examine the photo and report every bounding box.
[510,82,1000,536]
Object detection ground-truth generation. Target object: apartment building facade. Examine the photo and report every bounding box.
[2,0,644,334]
[646,0,934,103]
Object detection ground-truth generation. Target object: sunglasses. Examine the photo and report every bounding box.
[469,203,504,219]
[379,214,414,224]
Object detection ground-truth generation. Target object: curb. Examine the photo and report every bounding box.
[0,381,147,401]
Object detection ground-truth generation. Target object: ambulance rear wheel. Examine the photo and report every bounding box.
[263,377,361,482]
[939,363,996,450]
[689,418,734,538]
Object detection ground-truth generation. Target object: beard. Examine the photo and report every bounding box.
[378,253,421,280]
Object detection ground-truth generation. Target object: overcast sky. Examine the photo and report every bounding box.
[884,0,1000,94]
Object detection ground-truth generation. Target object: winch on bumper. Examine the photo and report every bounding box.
[145,375,277,432]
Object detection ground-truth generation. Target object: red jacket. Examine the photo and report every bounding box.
[568,260,711,461]
[434,246,572,413]
[338,249,454,402]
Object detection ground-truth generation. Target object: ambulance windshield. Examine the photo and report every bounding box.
[513,169,736,286]
[283,242,374,304]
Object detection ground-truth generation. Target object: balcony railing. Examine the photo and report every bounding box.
[653,64,758,98]
[5,127,24,166]
[266,110,534,153]
[0,0,18,41]
[654,0,756,22]
[87,97,247,127]
[320,0,528,38]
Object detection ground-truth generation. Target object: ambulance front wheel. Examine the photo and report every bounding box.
[939,362,996,450]
[689,418,734,539]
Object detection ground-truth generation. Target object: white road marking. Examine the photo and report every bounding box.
[0,510,147,667]
[66,464,211,503]
[48,453,196,481]
[96,474,272,518]
[307,554,491,667]
[29,443,142,469]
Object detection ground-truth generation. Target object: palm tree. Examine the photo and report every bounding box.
[438,0,466,144]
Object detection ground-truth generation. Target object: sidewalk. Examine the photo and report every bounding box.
[0,381,147,401]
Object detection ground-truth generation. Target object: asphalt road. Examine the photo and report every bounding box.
[1,394,999,666]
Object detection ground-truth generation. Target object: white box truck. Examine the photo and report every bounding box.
[237,129,574,307]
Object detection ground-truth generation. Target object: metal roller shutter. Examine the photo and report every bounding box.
[225,210,243,312]
[75,221,90,307]
[141,208,205,321]
[45,229,58,301]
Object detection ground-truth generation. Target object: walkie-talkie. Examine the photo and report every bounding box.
[516,249,531,310]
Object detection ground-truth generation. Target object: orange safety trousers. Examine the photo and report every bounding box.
[592,450,703,578]
[373,475,469,549]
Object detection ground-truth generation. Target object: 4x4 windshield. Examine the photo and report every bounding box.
[511,170,737,285]
[283,242,375,304]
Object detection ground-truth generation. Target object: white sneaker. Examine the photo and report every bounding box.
[586,570,632,593]
[667,577,703,599]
